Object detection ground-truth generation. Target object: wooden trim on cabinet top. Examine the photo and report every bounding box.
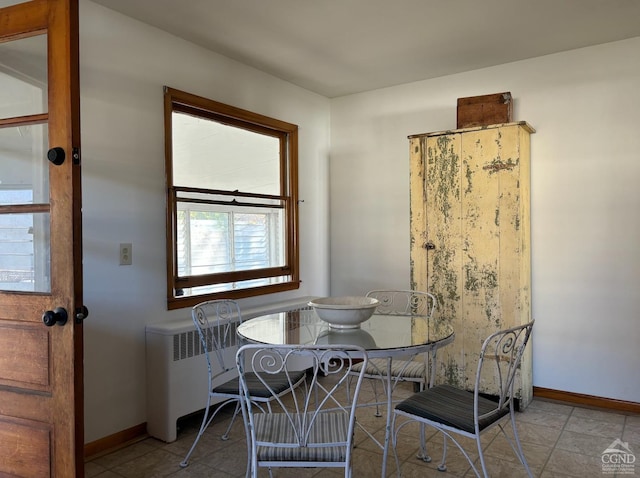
[408,121,536,139]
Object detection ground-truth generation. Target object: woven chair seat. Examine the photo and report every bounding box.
[352,357,425,380]
[395,384,509,434]
[254,412,349,462]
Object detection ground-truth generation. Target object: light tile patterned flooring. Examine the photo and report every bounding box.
[86,380,640,478]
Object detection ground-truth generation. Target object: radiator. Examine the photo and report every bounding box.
[145,296,316,442]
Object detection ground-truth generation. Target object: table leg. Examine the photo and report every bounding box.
[381,357,393,478]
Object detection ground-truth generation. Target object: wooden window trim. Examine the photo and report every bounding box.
[164,87,300,310]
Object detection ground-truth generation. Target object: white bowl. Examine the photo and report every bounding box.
[309,296,379,329]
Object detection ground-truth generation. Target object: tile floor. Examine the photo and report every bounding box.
[86,380,640,478]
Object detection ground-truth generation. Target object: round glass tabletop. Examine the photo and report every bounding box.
[237,308,454,358]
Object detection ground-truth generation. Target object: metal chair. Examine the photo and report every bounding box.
[350,290,440,415]
[392,320,535,477]
[237,344,368,478]
[180,300,306,468]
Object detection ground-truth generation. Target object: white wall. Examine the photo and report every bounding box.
[80,1,331,442]
[79,0,639,443]
[330,38,640,403]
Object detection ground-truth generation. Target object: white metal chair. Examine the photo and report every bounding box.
[180,300,306,468]
[237,344,368,478]
[350,290,441,414]
[392,320,535,477]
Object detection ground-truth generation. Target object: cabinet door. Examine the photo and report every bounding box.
[410,123,532,403]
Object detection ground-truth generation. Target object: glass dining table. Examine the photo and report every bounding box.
[236,307,455,476]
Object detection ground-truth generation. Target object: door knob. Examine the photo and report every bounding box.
[42,307,68,327]
[47,147,65,165]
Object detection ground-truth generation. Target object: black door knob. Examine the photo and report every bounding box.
[42,307,68,327]
[47,147,66,165]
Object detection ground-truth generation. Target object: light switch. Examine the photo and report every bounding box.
[119,243,132,265]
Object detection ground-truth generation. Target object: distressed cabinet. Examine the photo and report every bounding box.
[409,122,534,407]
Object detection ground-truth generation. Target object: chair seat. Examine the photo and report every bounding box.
[254,412,349,462]
[394,384,509,434]
[214,370,306,398]
[352,357,425,380]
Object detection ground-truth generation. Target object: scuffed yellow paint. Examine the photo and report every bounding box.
[409,122,534,407]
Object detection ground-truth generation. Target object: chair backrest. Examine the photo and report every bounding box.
[237,344,368,451]
[475,320,535,419]
[366,289,436,317]
[191,299,242,381]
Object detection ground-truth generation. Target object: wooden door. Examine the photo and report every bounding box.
[0,0,83,476]
[410,122,534,406]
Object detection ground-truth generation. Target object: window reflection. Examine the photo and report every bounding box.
[0,124,49,204]
[0,33,47,119]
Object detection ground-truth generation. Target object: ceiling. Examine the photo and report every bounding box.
[91,0,640,98]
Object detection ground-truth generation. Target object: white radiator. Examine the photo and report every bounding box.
[145,297,316,442]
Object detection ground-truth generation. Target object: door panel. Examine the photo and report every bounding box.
[0,416,51,478]
[0,1,83,476]
[0,321,50,389]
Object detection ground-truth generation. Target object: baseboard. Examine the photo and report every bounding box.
[84,422,148,460]
[533,387,640,414]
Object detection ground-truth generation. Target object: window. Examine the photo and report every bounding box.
[164,87,299,309]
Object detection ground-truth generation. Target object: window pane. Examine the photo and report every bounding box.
[234,213,269,270]
[0,124,49,205]
[0,34,47,119]
[0,210,50,293]
[172,112,281,195]
[184,210,230,276]
[177,204,285,278]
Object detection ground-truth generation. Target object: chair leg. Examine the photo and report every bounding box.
[180,398,212,467]
[391,412,403,477]
[476,434,489,477]
[416,423,432,462]
[508,412,534,477]
[237,398,252,478]
[436,433,448,472]
[371,379,382,417]
[220,401,241,440]
[180,398,234,467]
